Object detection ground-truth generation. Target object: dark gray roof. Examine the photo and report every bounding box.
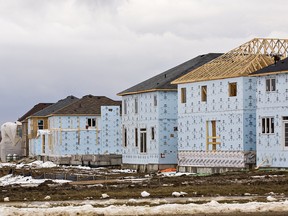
[251,57,288,75]
[32,96,79,117]
[53,95,121,115]
[118,53,222,96]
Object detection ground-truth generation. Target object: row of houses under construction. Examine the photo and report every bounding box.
[10,38,288,173]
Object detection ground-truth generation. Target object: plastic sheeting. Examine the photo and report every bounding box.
[0,122,22,162]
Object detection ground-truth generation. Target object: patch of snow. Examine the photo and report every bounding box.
[208,200,220,206]
[267,196,277,202]
[1,200,288,215]
[3,197,9,202]
[44,196,51,200]
[110,169,136,173]
[101,194,109,199]
[0,174,71,187]
[128,199,137,204]
[180,191,188,196]
[161,172,196,177]
[41,161,57,168]
[172,191,187,197]
[87,184,103,188]
[141,191,150,197]
[75,165,91,170]
[172,192,181,197]
[0,163,16,168]
[11,160,57,169]
[251,175,266,179]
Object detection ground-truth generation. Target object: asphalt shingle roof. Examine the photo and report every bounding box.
[53,95,121,115]
[117,53,222,96]
[32,96,79,117]
[18,103,53,122]
[251,57,288,76]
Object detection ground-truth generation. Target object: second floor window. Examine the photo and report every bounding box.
[135,98,138,114]
[229,82,237,97]
[38,120,44,130]
[266,78,276,92]
[154,95,157,106]
[181,88,186,103]
[123,99,127,115]
[201,85,207,102]
[87,118,96,127]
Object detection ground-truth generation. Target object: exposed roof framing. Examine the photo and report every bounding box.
[172,38,288,84]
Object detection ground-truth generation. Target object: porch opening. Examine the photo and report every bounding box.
[206,120,220,151]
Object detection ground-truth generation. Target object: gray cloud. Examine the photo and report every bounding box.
[1,0,288,124]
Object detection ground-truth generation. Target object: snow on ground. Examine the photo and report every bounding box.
[0,200,288,215]
[160,171,196,177]
[0,161,137,174]
[0,160,58,169]
[110,169,136,173]
[0,174,70,187]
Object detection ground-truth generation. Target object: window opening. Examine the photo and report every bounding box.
[181,88,186,103]
[229,82,237,97]
[201,86,207,102]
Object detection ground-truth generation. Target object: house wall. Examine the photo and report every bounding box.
[28,118,45,156]
[177,77,256,170]
[256,73,288,167]
[121,91,178,168]
[28,106,122,157]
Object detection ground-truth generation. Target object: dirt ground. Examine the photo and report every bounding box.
[1,164,288,204]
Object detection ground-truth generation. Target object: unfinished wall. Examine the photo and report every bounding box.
[177,77,256,169]
[28,106,122,157]
[122,91,178,167]
[256,73,288,168]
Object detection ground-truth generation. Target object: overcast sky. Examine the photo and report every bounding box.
[1,0,288,125]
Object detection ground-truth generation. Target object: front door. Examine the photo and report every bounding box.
[140,128,147,153]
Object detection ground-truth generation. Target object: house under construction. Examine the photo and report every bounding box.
[172,38,288,173]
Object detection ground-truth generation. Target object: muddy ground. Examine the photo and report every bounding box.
[1,164,288,204]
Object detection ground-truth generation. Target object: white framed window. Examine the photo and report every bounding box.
[261,117,274,134]
[266,78,276,92]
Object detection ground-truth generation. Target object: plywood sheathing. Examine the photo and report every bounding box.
[172,38,288,84]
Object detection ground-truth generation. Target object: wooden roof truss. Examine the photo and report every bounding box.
[173,38,288,84]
